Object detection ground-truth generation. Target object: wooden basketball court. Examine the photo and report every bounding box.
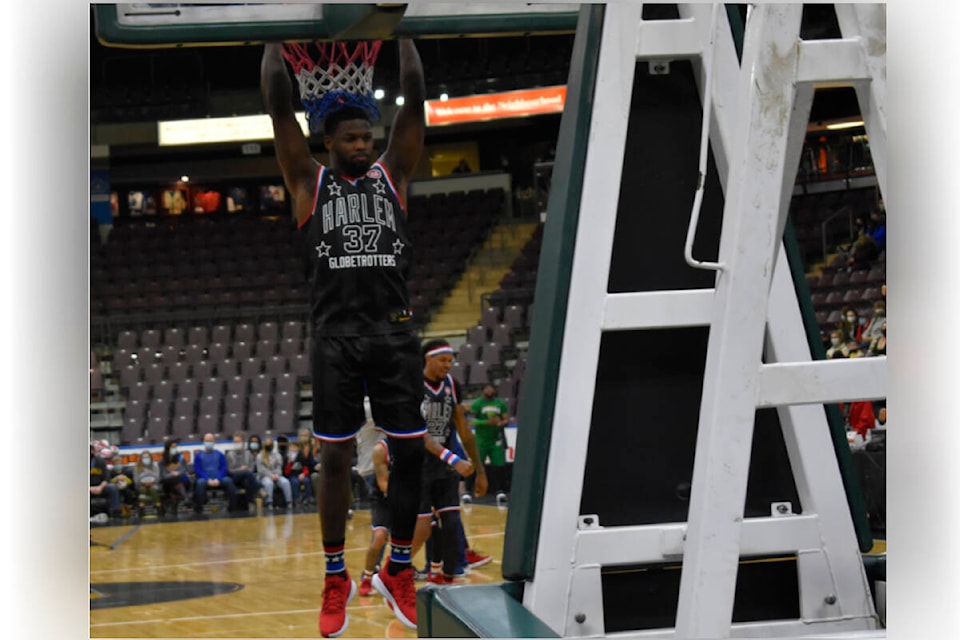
[90,503,508,638]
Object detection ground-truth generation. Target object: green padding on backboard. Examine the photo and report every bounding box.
[323,3,405,41]
[94,4,335,47]
[417,583,560,638]
[93,3,577,47]
[500,4,605,582]
[394,13,578,38]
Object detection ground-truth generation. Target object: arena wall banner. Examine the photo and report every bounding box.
[425,86,567,126]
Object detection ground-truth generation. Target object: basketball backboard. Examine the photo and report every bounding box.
[93,2,579,48]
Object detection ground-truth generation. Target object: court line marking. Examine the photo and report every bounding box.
[91,602,416,627]
[90,570,500,628]
[91,532,505,575]
[108,523,141,550]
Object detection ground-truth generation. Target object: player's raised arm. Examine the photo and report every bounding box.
[381,39,426,200]
[261,42,318,224]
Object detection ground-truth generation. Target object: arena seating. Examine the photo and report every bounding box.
[93,187,508,443]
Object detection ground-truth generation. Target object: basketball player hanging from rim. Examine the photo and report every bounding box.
[261,38,426,637]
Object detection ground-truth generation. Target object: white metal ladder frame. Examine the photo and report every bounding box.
[522,4,886,638]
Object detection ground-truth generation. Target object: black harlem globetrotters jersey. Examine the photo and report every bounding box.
[299,161,413,337]
[421,374,462,477]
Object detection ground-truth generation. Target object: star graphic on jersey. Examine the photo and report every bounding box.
[373,179,387,195]
[392,239,405,255]
[316,241,331,258]
[327,181,343,197]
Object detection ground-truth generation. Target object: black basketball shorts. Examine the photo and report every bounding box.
[311,331,426,441]
[418,466,461,516]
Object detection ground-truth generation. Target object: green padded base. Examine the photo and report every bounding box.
[417,582,559,638]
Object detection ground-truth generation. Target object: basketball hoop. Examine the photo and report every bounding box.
[281,41,382,134]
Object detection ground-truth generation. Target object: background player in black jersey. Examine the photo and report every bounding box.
[358,432,390,597]
[413,339,488,584]
[261,38,426,637]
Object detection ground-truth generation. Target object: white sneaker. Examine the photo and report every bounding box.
[496,492,508,506]
[90,513,109,524]
[461,493,472,504]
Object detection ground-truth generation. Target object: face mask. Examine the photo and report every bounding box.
[830,337,841,346]
[846,316,856,323]
[204,442,214,451]
[234,441,244,450]
[265,444,274,453]
[142,456,151,464]
[250,443,260,451]
[279,445,288,455]
[170,447,178,455]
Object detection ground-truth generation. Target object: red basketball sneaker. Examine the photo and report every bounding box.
[465,548,493,569]
[372,561,417,629]
[427,572,461,585]
[318,572,357,638]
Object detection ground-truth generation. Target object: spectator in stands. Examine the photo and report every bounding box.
[101,444,137,517]
[862,302,886,345]
[192,433,238,514]
[826,330,849,359]
[227,431,260,512]
[248,433,263,456]
[160,438,191,510]
[844,354,877,445]
[297,427,321,498]
[868,209,886,251]
[134,450,163,517]
[298,426,319,462]
[248,434,265,501]
[847,231,879,271]
[452,158,472,174]
[286,439,318,506]
[469,384,510,506]
[867,321,886,357]
[839,307,864,344]
[90,441,122,519]
[258,435,293,510]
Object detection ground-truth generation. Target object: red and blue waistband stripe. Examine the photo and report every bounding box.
[375,425,427,439]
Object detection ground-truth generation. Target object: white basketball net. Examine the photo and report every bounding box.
[281,41,381,101]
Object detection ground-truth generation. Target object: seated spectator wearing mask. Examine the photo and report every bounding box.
[258,436,293,510]
[826,330,849,359]
[134,450,163,517]
[161,438,191,509]
[192,433,238,514]
[227,431,260,512]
